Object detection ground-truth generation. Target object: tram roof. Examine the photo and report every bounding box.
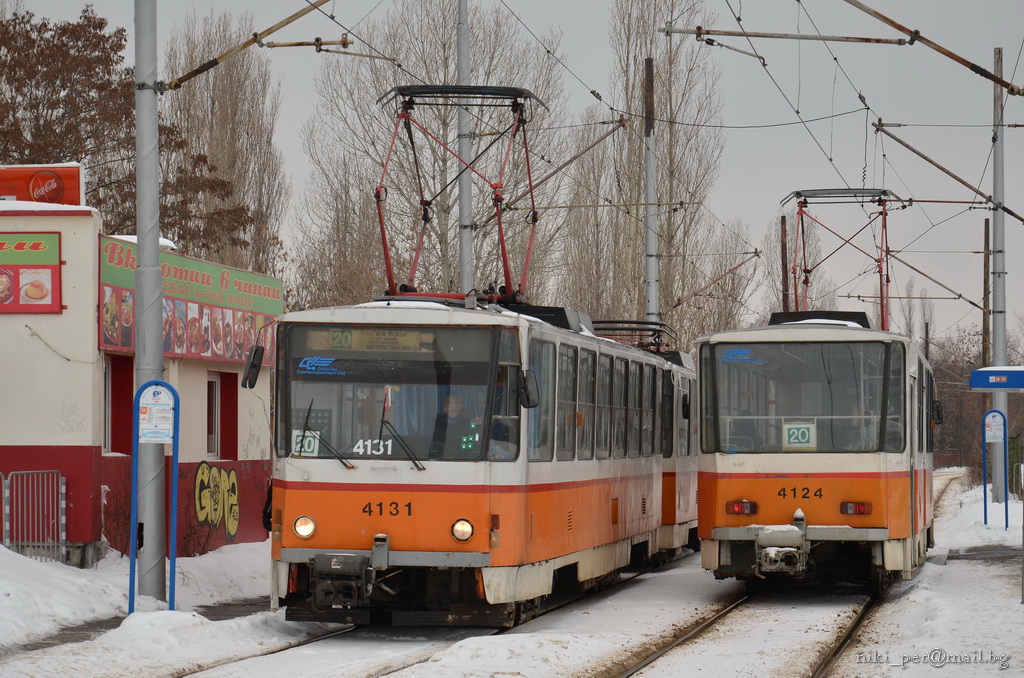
[696,320,908,346]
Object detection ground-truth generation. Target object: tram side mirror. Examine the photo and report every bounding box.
[519,369,540,409]
[242,345,265,389]
[680,393,691,420]
[931,400,943,426]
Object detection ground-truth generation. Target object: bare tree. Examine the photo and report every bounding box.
[292,0,570,307]
[556,0,751,348]
[161,10,290,274]
[0,5,134,202]
[755,208,838,322]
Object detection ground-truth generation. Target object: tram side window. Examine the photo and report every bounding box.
[660,370,674,458]
[578,350,596,460]
[490,363,521,461]
[926,369,937,455]
[885,343,905,453]
[699,344,716,453]
[528,339,556,461]
[626,361,641,457]
[556,345,578,461]
[596,354,613,459]
[679,378,692,457]
[642,364,655,456]
[613,357,628,458]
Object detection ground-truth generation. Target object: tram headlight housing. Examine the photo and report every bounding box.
[451,519,474,542]
[293,515,317,539]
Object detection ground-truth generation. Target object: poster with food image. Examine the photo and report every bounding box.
[174,300,187,354]
[101,286,119,347]
[238,312,256,360]
[187,303,201,356]
[19,269,52,304]
[222,309,234,360]
[201,305,212,357]
[0,232,63,314]
[119,290,134,348]
[260,316,275,365]
[210,307,224,357]
[0,268,13,305]
[162,298,175,352]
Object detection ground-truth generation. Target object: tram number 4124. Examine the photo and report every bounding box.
[362,501,413,516]
[778,487,823,499]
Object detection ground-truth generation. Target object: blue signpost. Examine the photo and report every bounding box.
[969,367,1023,605]
[981,409,1009,529]
[129,380,181,613]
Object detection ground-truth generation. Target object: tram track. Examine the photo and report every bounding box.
[810,590,882,677]
[179,554,694,677]
[614,584,876,678]
[614,594,750,677]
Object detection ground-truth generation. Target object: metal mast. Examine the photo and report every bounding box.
[134,0,165,600]
[643,58,659,324]
[991,48,1008,503]
[457,0,474,294]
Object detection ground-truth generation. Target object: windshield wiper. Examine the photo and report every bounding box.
[378,396,426,471]
[299,398,355,469]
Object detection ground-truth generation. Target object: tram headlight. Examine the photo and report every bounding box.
[293,515,317,539]
[451,519,474,542]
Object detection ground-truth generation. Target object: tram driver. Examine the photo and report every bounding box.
[430,393,478,459]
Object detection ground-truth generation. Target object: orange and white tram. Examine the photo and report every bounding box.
[695,311,938,589]
[269,299,698,626]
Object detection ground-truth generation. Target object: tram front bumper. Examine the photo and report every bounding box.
[703,510,890,577]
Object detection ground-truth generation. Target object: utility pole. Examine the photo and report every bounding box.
[132,0,332,604]
[991,49,1008,503]
[983,218,992,419]
[643,58,659,325]
[457,0,474,294]
[134,0,165,600]
[780,215,790,312]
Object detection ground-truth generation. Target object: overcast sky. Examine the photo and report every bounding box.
[38,0,1024,343]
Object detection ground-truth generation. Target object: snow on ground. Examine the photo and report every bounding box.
[0,471,1021,677]
[832,480,1024,677]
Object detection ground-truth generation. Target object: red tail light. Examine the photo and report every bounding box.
[726,500,758,515]
[840,502,872,515]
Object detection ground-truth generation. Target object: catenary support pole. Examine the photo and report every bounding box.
[992,49,1007,503]
[644,58,659,326]
[134,0,166,600]
[780,215,790,312]
[457,0,474,295]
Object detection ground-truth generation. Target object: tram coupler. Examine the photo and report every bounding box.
[312,552,375,606]
[755,509,809,575]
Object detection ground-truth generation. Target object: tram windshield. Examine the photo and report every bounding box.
[278,324,521,462]
[701,341,904,453]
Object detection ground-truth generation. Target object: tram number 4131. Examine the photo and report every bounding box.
[362,501,413,517]
[778,487,823,499]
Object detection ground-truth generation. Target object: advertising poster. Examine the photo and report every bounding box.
[0,232,63,314]
[0,163,85,206]
[98,236,283,365]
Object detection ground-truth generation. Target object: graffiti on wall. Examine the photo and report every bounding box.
[194,461,239,541]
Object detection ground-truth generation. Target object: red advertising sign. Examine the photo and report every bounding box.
[0,164,85,206]
[0,232,63,314]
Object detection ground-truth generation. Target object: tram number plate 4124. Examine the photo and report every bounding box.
[777,487,823,499]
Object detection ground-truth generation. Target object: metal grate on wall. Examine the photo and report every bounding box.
[2,471,67,563]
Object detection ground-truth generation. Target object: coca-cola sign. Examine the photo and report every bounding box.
[28,171,64,203]
[0,164,84,206]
